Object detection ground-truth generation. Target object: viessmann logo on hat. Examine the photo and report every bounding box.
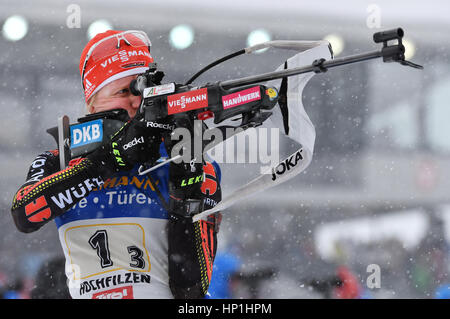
[82,49,153,101]
[99,49,152,69]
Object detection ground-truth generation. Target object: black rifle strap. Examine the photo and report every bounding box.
[144,172,170,212]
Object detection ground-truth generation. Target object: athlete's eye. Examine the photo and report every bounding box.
[116,88,129,95]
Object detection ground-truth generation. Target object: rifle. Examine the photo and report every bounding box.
[48,27,421,167]
[47,28,422,219]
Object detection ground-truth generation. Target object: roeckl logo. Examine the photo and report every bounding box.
[123,136,144,150]
[146,121,174,131]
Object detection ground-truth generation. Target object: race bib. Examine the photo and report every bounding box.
[64,222,151,281]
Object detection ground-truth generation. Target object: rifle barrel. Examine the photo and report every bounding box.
[219,50,382,89]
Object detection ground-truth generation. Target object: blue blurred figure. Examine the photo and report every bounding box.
[3,290,21,299]
[435,284,450,299]
[207,251,241,299]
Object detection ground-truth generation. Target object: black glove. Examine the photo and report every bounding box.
[87,113,163,178]
[168,160,204,200]
[164,118,206,219]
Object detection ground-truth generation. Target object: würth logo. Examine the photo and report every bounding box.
[25,195,52,223]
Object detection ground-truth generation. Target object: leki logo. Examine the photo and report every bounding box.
[25,195,52,223]
[167,88,208,115]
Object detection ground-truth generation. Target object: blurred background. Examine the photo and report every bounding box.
[0,0,449,299]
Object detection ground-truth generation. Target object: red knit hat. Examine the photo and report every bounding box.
[79,30,154,101]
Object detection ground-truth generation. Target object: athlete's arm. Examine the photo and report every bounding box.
[11,116,165,233]
[11,150,105,233]
[168,161,222,298]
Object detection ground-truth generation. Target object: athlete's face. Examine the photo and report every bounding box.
[89,75,141,118]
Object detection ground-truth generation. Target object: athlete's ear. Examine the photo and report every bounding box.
[86,94,96,114]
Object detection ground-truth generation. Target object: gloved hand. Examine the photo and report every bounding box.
[167,160,205,220]
[87,113,164,178]
[164,118,206,219]
[168,160,204,200]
